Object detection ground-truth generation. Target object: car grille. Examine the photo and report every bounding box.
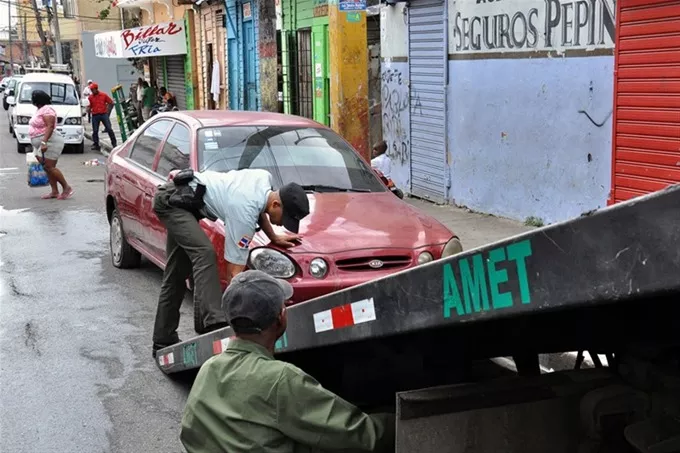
[336,255,412,271]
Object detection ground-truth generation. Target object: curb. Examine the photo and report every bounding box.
[84,131,112,157]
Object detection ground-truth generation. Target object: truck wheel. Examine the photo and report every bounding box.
[110,209,141,269]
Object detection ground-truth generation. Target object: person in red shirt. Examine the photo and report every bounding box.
[87,83,117,151]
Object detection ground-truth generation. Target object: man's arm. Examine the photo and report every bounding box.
[258,212,301,248]
[275,365,395,453]
[223,218,255,285]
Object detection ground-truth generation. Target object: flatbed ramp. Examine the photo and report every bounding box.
[156,184,680,375]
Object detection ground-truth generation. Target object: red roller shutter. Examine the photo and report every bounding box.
[609,0,680,204]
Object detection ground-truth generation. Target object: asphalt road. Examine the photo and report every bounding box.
[0,114,193,452]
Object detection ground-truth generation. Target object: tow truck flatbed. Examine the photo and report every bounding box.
[156,184,680,375]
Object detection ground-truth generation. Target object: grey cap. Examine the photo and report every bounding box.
[222,270,294,334]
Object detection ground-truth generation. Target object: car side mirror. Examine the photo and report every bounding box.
[7,96,15,106]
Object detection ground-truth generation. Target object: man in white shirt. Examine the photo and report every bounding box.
[82,80,93,123]
[151,168,310,357]
[371,140,391,179]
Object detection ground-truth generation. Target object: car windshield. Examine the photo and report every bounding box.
[18,82,78,105]
[197,126,386,193]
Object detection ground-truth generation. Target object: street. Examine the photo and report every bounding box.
[0,113,192,452]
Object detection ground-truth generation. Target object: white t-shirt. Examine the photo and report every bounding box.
[193,169,273,266]
[371,153,391,179]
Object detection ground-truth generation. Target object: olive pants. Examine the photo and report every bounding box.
[152,183,227,345]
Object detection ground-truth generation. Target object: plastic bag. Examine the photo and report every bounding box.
[27,152,49,187]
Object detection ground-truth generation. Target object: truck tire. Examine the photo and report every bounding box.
[110,209,141,269]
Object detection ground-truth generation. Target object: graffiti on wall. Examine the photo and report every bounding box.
[452,0,616,55]
[381,66,410,170]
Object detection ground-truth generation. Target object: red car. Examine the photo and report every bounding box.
[105,111,462,305]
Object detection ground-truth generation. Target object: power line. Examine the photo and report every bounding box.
[0,0,125,22]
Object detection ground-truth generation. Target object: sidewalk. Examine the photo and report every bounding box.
[83,111,123,154]
[404,197,533,250]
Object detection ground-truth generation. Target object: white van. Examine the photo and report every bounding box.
[8,73,85,154]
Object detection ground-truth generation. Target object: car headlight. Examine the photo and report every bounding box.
[17,116,30,124]
[248,248,296,279]
[418,252,433,265]
[65,117,81,125]
[309,258,328,279]
[442,237,464,258]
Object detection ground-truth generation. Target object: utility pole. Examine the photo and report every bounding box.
[8,0,13,75]
[30,0,50,65]
[49,0,62,64]
[22,13,28,63]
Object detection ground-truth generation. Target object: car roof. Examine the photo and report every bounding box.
[159,110,324,129]
[20,73,74,84]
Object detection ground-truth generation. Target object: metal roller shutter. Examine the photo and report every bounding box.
[166,54,188,110]
[610,0,680,204]
[408,0,448,203]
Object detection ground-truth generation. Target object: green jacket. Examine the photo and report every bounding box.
[180,338,395,453]
[142,86,155,108]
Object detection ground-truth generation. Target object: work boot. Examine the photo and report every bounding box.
[152,337,181,359]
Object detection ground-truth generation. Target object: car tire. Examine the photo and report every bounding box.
[8,122,12,134]
[74,142,85,154]
[110,209,141,269]
[16,141,26,154]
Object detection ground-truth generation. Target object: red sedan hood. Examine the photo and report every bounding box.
[254,192,454,254]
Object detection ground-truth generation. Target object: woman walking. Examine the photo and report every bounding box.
[29,90,73,200]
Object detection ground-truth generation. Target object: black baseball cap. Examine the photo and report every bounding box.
[222,270,294,334]
[279,182,310,234]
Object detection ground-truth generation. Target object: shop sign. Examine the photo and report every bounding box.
[339,0,365,11]
[95,21,187,58]
[243,2,252,19]
[451,0,616,56]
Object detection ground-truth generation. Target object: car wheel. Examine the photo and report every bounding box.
[110,209,141,269]
[8,122,12,134]
[74,142,84,154]
[16,141,26,154]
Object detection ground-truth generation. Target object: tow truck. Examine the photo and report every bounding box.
[156,184,680,452]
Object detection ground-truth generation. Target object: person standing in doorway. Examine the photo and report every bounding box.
[136,77,144,126]
[87,83,118,152]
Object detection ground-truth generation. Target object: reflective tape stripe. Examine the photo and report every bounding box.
[313,298,376,333]
[158,352,175,367]
[212,338,230,355]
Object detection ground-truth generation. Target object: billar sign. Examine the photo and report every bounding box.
[95,21,187,58]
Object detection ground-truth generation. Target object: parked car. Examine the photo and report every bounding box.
[8,73,84,153]
[105,111,463,305]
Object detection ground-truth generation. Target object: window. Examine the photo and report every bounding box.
[156,123,191,177]
[18,82,78,105]
[197,126,386,192]
[129,120,172,169]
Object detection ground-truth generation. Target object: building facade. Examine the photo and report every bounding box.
[381,0,617,224]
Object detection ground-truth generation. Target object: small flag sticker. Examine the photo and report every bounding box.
[238,235,252,249]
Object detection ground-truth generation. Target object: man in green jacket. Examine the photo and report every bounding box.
[180,270,395,453]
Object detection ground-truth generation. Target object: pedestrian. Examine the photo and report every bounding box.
[370,140,391,180]
[29,90,73,200]
[136,77,144,126]
[82,79,93,124]
[141,80,155,121]
[180,270,395,453]
[151,168,310,356]
[159,86,174,105]
[87,83,118,152]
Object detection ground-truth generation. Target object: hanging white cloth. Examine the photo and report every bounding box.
[211,61,220,104]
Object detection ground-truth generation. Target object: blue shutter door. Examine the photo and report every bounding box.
[408,0,448,203]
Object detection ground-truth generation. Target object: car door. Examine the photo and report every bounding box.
[147,121,193,259]
[119,119,173,253]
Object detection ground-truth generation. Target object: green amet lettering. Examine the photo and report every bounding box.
[460,253,490,313]
[487,247,513,309]
[443,263,464,318]
[507,239,532,304]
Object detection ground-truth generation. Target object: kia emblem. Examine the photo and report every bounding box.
[368,259,384,269]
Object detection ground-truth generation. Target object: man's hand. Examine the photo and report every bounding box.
[271,233,302,248]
